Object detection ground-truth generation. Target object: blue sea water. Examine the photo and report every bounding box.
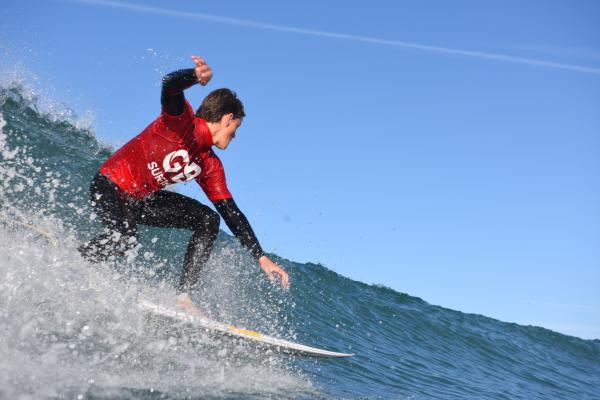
[0,83,599,399]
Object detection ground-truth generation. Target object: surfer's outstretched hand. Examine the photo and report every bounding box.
[259,256,290,290]
[191,55,212,86]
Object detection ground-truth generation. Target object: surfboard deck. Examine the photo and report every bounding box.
[138,300,353,358]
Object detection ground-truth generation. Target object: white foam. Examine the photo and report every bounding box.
[0,218,314,398]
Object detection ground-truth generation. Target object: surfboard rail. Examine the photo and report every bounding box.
[138,300,353,358]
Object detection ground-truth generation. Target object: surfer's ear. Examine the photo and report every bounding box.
[222,113,234,127]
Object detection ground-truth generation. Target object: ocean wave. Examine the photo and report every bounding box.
[0,84,599,399]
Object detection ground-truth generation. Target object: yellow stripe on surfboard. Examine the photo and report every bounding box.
[227,325,262,338]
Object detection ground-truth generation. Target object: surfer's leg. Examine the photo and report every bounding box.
[79,173,138,262]
[131,190,220,292]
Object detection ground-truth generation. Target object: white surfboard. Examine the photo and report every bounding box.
[139,300,353,358]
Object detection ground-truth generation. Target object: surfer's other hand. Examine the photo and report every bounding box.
[176,292,200,316]
[259,256,290,290]
[191,55,212,86]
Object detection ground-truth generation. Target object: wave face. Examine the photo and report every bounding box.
[0,84,599,399]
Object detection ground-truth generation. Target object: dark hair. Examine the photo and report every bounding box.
[195,88,245,122]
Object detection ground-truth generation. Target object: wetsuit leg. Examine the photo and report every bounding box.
[80,173,220,292]
[127,190,220,293]
[79,173,139,262]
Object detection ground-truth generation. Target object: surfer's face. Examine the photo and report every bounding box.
[212,114,242,150]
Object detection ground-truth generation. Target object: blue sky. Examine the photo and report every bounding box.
[2,0,599,339]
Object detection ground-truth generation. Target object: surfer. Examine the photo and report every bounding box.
[79,55,290,315]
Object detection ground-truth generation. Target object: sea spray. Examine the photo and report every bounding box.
[0,84,314,399]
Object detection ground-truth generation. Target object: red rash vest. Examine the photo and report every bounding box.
[100,101,232,202]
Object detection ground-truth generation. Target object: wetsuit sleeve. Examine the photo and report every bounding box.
[213,198,265,261]
[161,69,198,116]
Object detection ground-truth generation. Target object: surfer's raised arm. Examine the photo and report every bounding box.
[161,55,213,116]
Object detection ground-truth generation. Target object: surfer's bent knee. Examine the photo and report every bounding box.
[185,201,220,234]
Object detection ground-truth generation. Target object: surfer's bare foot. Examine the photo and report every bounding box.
[176,293,201,316]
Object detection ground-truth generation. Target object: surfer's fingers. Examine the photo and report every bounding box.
[275,270,289,289]
[198,66,212,78]
[196,63,210,72]
[191,55,206,65]
[196,65,213,85]
[281,274,290,290]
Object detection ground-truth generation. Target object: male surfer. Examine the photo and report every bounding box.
[79,55,289,315]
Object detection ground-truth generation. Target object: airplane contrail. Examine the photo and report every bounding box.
[68,0,600,76]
